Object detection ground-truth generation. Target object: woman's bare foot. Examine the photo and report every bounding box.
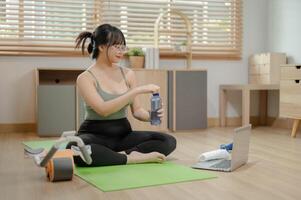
[126,151,166,164]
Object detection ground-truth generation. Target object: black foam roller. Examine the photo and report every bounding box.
[52,157,73,182]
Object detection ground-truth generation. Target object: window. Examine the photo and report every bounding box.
[0,0,242,59]
[0,0,99,56]
[102,0,242,59]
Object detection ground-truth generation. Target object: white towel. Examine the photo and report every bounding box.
[142,48,149,69]
[199,149,230,162]
[142,47,160,69]
[153,47,160,69]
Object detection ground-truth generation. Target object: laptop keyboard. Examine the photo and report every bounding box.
[211,160,231,169]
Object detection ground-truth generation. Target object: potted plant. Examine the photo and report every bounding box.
[126,47,145,68]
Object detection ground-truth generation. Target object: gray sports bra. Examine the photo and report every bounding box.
[84,67,130,120]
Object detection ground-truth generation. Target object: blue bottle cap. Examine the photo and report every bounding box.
[153,93,159,96]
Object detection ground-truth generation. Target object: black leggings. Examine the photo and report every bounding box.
[66,118,177,167]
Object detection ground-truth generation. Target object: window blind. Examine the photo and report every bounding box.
[0,0,242,59]
[0,0,101,56]
[102,0,242,59]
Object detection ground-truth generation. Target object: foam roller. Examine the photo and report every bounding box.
[46,150,74,182]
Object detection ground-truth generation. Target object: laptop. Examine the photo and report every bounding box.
[191,124,251,172]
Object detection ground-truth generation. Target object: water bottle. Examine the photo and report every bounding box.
[150,93,162,126]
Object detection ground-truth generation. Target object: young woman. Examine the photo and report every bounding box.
[67,24,176,167]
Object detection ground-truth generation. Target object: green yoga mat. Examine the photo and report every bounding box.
[23,140,217,192]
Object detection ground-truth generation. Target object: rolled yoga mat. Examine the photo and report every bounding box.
[23,140,217,192]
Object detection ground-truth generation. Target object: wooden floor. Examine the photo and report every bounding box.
[1,127,301,200]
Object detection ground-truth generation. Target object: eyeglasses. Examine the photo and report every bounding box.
[111,45,129,52]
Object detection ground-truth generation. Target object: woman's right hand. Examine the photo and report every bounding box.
[135,84,160,94]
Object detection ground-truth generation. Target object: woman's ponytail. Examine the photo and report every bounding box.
[75,31,94,56]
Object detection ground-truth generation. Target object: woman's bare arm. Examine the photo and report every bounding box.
[77,71,159,117]
[127,70,153,122]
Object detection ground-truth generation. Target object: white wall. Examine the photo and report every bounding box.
[265,0,301,118]
[267,0,301,63]
[0,0,269,124]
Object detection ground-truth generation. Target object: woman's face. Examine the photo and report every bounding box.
[106,44,127,63]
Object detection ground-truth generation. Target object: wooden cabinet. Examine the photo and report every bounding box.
[36,68,207,135]
[280,64,301,119]
[248,53,286,84]
[280,64,301,137]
